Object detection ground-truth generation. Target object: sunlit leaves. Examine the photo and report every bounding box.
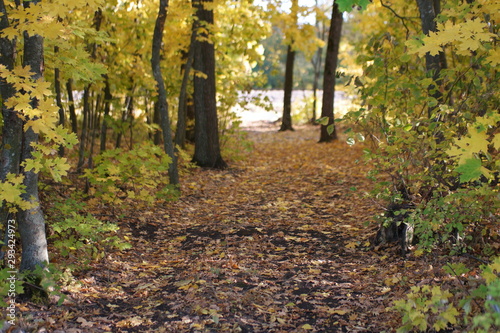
[446,113,500,182]
[83,142,177,206]
[407,1,498,65]
[0,174,35,212]
[408,19,495,57]
[0,63,78,196]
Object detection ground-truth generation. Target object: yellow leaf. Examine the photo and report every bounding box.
[345,241,358,249]
[328,309,349,315]
[301,324,313,330]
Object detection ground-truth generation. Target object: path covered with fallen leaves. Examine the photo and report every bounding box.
[23,125,449,332]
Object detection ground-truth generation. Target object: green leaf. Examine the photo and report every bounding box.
[316,116,329,126]
[455,158,482,182]
[327,124,335,135]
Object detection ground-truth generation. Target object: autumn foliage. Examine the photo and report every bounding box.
[0,0,499,332]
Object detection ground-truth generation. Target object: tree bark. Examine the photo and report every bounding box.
[66,79,78,134]
[151,0,179,185]
[280,44,295,131]
[319,3,343,142]
[175,24,196,150]
[77,85,90,172]
[310,0,326,124]
[54,47,65,156]
[18,0,49,271]
[0,0,23,261]
[100,75,112,152]
[192,0,227,169]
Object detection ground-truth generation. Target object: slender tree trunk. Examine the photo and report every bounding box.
[311,0,326,124]
[280,44,295,131]
[18,1,49,271]
[175,24,196,150]
[153,101,162,145]
[100,75,112,152]
[77,85,90,172]
[152,0,179,185]
[319,3,343,142]
[54,47,66,157]
[66,79,78,134]
[311,47,322,123]
[192,0,227,169]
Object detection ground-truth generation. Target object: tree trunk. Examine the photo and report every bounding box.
[175,24,196,150]
[151,0,179,185]
[54,46,65,157]
[310,0,326,124]
[18,4,49,271]
[319,3,343,143]
[66,79,78,134]
[311,46,322,123]
[192,0,227,169]
[77,85,90,172]
[0,0,23,261]
[100,75,112,152]
[280,44,295,132]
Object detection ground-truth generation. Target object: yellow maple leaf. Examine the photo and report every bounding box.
[486,48,500,66]
[31,80,52,100]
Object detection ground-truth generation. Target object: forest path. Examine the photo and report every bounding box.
[32,125,416,332]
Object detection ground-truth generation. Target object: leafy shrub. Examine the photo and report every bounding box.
[393,257,500,333]
[50,211,131,260]
[83,142,178,206]
[342,0,499,254]
[45,194,131,263]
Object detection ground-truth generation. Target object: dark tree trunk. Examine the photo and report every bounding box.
[319,3,343,143]
[54,46,65,157]
[66,79,78,134]
[175,24,196,150]
[18,0,49,271]
[152,0,179,185]
[153,100,162,145]
[192,0,227,169]
[310,0,326,124]
[100,75,112,152]
[280,44,295,132]
[311,47,322,123]
[77,85,91,172]
[416,0,446,117]
[0,0,23,261]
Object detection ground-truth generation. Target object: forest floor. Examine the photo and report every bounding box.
[15,124,470,332]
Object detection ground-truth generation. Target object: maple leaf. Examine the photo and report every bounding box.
[31,80,53,100]
[49,157,71,182]
[23,157,44,174]
[486,48,500,66]
[0,179,25,203]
